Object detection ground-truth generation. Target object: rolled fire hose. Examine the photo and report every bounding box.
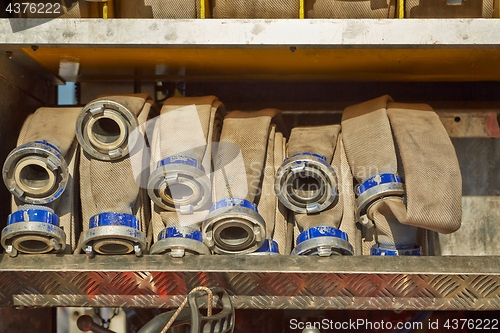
[2,107,81,256]
[248,126,289,255]
[202,109,284,254]
[405,0,495,18]
[213,0,300,18]
[148,96,225,257]
[275,125,354,256]
[117,0,200,18]
[78,94,153,256]
[341,95,462,256]
[308,0,396,18]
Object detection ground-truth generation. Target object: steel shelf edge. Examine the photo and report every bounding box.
[0,254,499,275]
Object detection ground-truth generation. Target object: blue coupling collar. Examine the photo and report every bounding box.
[286,152,328,165]
[357,173,402,196]
[255,239,279,254]
[8,206,60,227]
[296,226,348,245]
[210,198,258,213]
[158,155,205,172]
[158,227,203,243]
[370,244,422,256]
[21,140,63,159]
[89,212,140,230]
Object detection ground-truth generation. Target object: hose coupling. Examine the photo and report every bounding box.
[1,205,66,256]
[275,152,338,214]
[202,198,266,255]
[292,226,353,256]
[150,226,211,257]
[81,212,146,256]
[148,155,211,213]
[3,140,68,204]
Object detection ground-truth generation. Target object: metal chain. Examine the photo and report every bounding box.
[160,286,213,333]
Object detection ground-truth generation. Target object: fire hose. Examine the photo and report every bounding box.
[148,96,225,257]
[308,0,396,18]
[341,96,462,255]
[202,109,286,254]
[2,107,81,256]
[77,94,153,256]
[275,125,354,256]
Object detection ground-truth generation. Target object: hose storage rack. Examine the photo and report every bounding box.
[0,18,499,311]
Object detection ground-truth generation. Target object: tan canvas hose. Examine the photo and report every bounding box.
[148,96,225,256]
[116,0,200,18]
[213,0,300,18]
[308,0,396,18]
[405,0,495,18]
[78,94,153,256]
[276,125,353,256]
[2,107,81,255]
[202,109,284,254]
[341,96,461,255]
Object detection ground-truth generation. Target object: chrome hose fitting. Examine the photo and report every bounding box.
[370,244,422,256]
[248,238,279,255]
[355,173,405,224]
[76,99,139,161]
[291,226,353,256]
[202,198,266,255]
[1,205,66,256]
[81,212,146,256]
[148,155,211,214]
[275,152,338,214]
[3,140,68,204]
[150,226,211,257]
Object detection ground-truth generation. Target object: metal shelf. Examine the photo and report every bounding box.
[1,255,499,310]
[2,19,500,82]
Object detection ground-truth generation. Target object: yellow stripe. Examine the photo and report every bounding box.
[398,0,405,19]
[200,0,206,19]
[300,0,305,19]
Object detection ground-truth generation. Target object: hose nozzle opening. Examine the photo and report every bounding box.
[76,100,138,161]
[202,199,265,254]
[148,156,210,212]
[1,206,66,256]
[3,141,67,204]
[275,153,338,214]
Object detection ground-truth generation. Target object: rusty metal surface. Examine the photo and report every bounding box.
[0,255,499,310]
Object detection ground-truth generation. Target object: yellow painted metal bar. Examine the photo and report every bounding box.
[300,0,305,19]
[201,0,211,19]
[398,0,405,19]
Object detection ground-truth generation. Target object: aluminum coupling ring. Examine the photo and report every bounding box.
[76,99,139,161]
[370,244,422,256]
[3,140,68,204]
[1,205,66,257]
[81,212,146,256]
[150,226,211,257]
[248,238,280,256]
[148,156,211,214]
[291,226,353,256]
[202,198,266,255]
[355,173,405,222]
[274,152,338,214]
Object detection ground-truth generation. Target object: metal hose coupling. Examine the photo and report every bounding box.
[370,244,421,256]
[275,152,338,214]
[292,226,353,256]
[1,205,66,256]
[148,155,210,214]
[150,226,211,256]
[355,173,405,226]
[76,99,139,161]
[3,140,68,204]
[249,239,279,255]
[81,212,146,256]
[202,198,266,254]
